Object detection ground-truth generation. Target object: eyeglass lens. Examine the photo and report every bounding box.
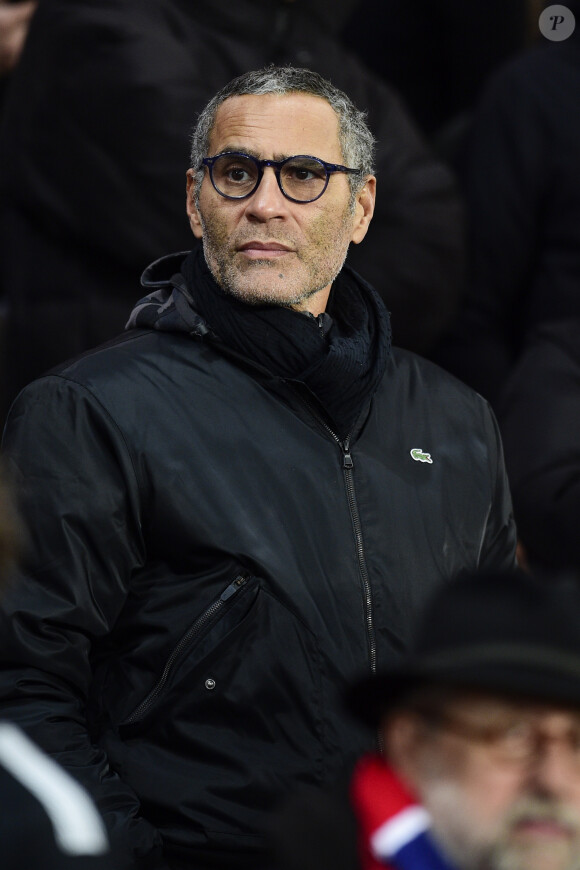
[210,154,328,201]
[435,709,580,764]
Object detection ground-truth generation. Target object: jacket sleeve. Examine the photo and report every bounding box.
[0,376,168,870]
[476,397,519,573]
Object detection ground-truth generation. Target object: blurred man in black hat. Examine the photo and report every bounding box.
[271,569,580,870]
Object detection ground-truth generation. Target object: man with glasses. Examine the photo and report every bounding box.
[273,569,580,870]
[0,67,516,870]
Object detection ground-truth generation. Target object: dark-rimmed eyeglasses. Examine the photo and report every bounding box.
[421,707,580,766]
[200,152,362,203]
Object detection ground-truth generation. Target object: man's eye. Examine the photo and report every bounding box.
[285,162,326,183]
[291,168,315,181]
[226,166,251,182]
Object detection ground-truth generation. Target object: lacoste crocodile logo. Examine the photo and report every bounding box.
[410,448,433,464]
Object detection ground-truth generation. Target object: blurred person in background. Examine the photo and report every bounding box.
[431,0,580,572]
[341,0,533,149]
[0,0,36,79]
[0,0,36,419]
[272,568,580,870]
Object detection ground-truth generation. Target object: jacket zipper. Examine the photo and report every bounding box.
[289,388,377,676]
[123,573,250,725]
[341,438,377,675]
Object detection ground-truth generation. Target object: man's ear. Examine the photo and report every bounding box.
[350,175,376,245]
[186,170,203,239]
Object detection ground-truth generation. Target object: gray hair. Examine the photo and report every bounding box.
[190,66,376,201]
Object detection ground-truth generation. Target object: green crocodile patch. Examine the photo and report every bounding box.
[410,448,433,464]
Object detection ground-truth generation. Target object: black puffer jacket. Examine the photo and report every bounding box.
[0,257,515,870]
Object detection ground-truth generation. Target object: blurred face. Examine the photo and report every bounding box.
[385,694,580,870]
[186,93,375,315]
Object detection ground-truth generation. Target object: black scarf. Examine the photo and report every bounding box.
[180,248,391,438]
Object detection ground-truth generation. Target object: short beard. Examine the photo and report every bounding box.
[205,246,349,309]
[197,199,353,309]
[420,778,493,870]
[492,798,580,870]
[422,781,580,870]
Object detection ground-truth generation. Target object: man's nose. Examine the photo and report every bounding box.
[244,167,288,219]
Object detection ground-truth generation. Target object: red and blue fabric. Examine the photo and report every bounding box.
[350,755,458,870]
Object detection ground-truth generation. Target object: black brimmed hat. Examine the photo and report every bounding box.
[347,569,580,729]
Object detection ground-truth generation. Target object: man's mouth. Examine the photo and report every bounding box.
[512,817,575,840]
[237,241,294,259]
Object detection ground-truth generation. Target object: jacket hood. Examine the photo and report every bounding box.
[140,250,190,290]
[127,250,212,338]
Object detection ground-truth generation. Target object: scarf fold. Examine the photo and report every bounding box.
[179,247,391,439]
[350,755,458,870]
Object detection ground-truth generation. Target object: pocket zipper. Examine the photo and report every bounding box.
[122,574,250,725]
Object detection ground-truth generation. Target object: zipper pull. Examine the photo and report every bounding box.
[220,574,248,601]
[317,312,333,338]
[343,448,354,469]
